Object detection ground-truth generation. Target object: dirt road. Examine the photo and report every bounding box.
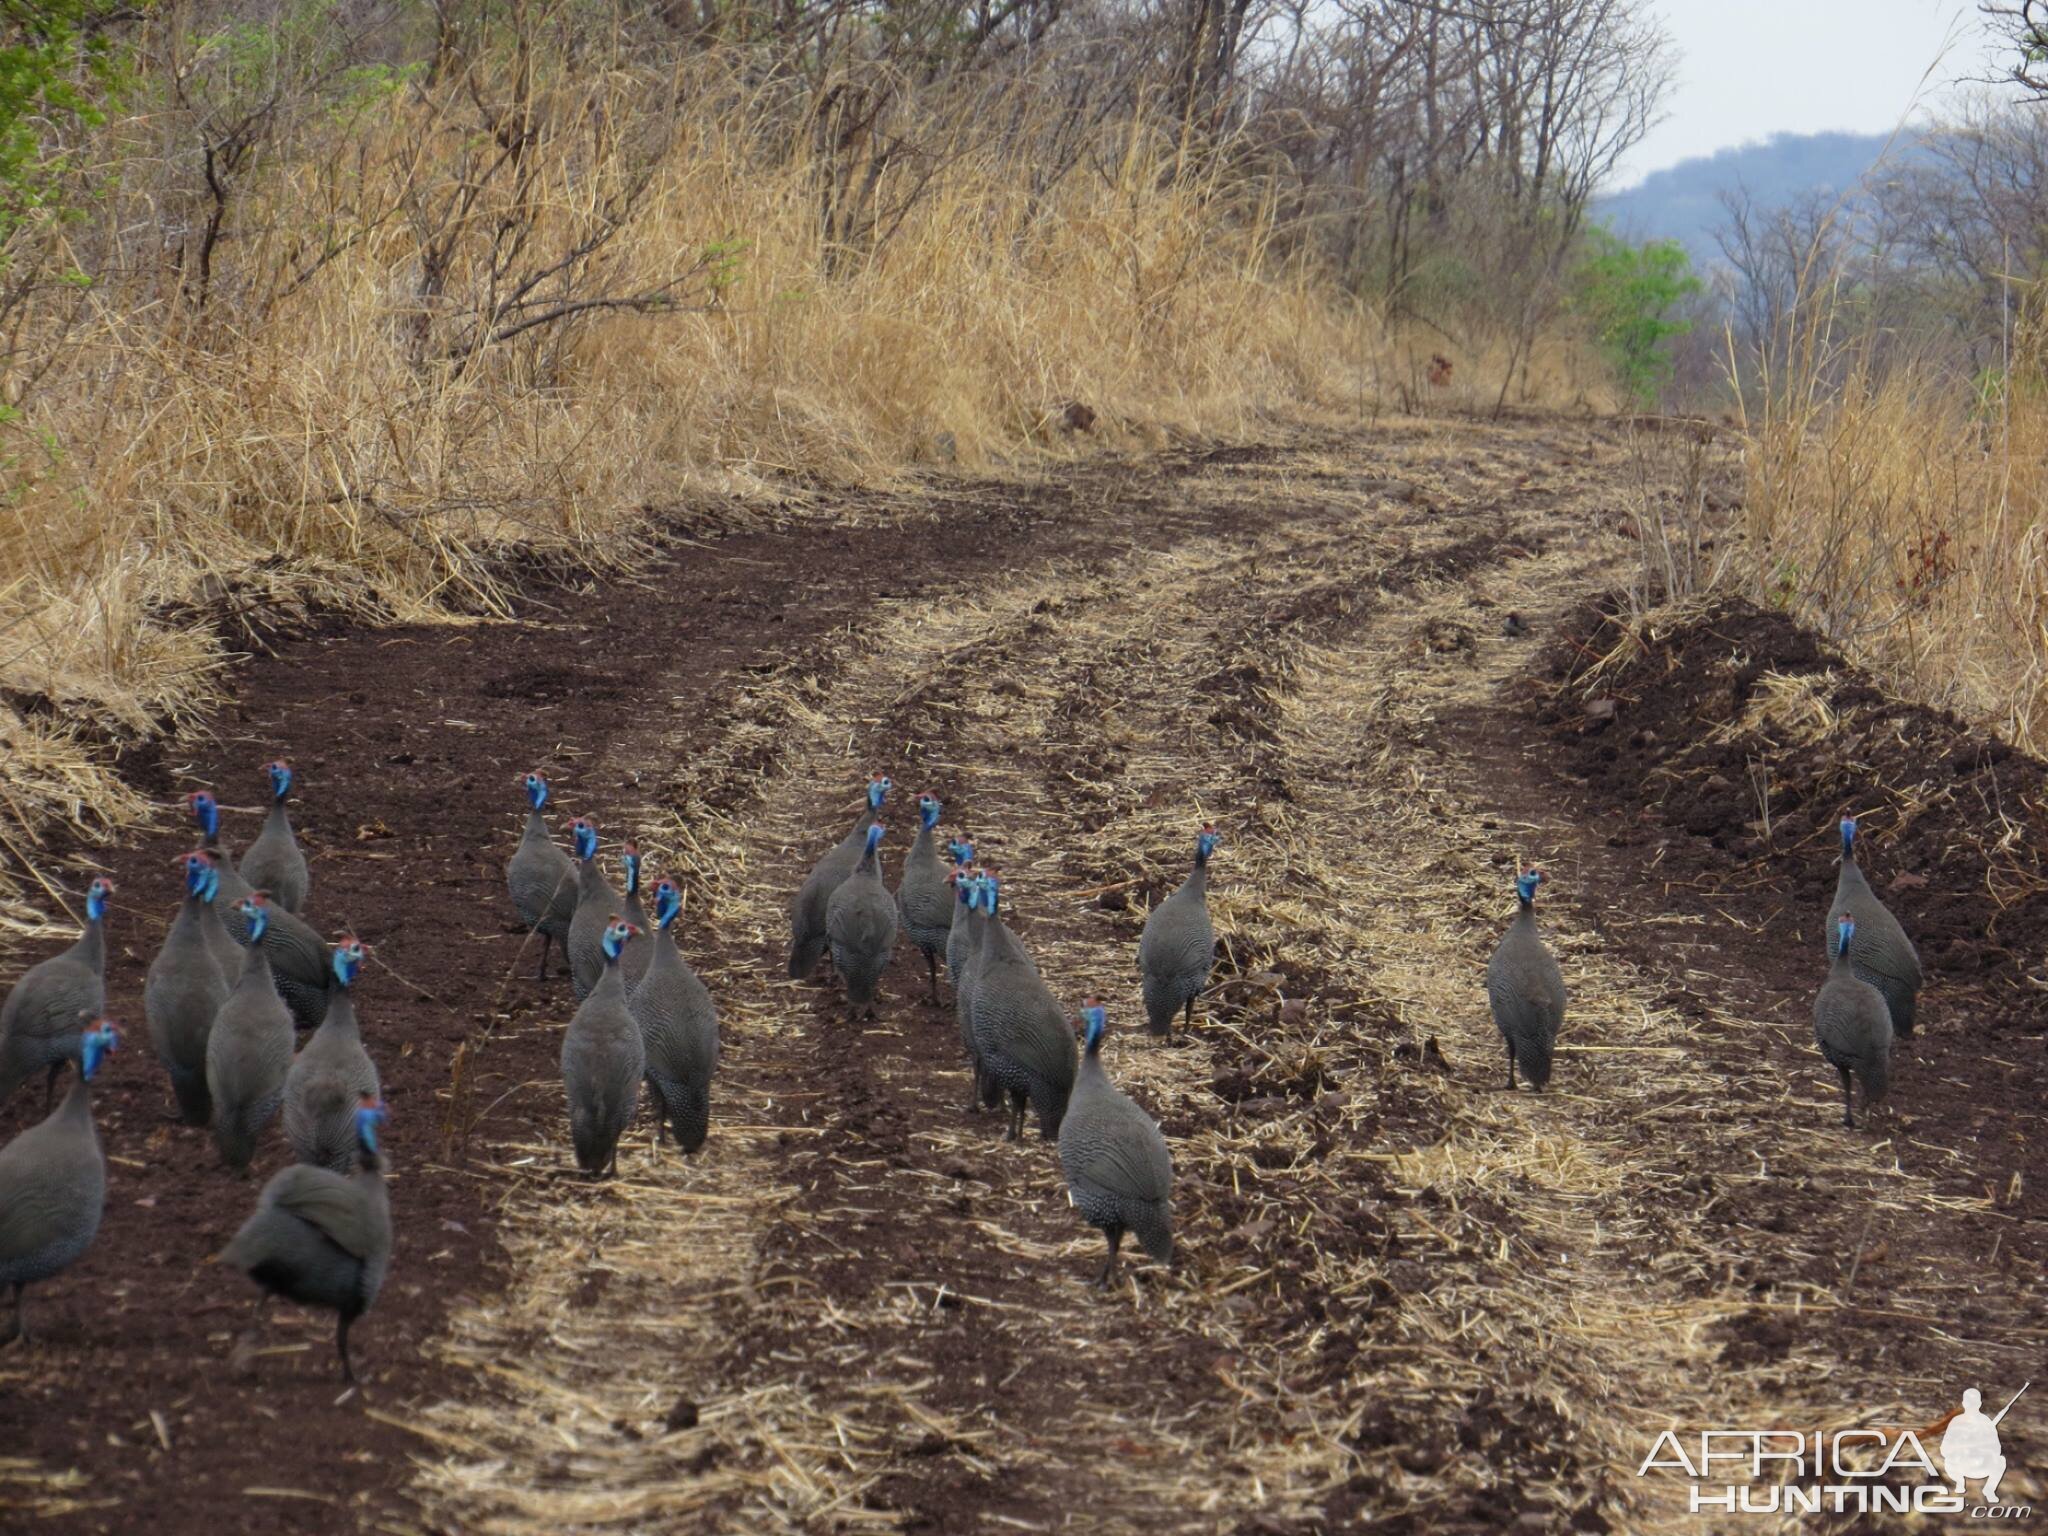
[2,419,2041,1534]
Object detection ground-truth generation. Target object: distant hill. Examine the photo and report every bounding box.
[1598,130,1913,266]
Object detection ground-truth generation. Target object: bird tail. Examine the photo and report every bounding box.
[170,1066,212,1126]
[1516,1033,1555,1090]
[788,932,827,981]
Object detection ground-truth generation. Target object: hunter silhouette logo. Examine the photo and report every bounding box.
[1637,1381,2033,1519]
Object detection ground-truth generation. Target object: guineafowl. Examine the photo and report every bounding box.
[0,1022,117,1345]
[206,895,297,1174]
[788,773,890,980]
[284,940,382,1173]
[566,818,627,1003]
[505,771,577,982]
[1139,825,1219,1042]
[1058,1000,1173,1286]
[240,760,310,914]
[222,1095,391,1384]
[1486,868,1566,1091]
[0,877,113,1108]
[620,844,653,988]
[895,796,957,1005]
[827,823,897,1020]
[1815,914,1893,1128]
[147,853,230,1125]
[948,856,988,1111]
[629,880,720,1153]
[562,917,644,1177]
[970,876,1078,1140]
[190,791,249,974]
[1828,815,1923,1039]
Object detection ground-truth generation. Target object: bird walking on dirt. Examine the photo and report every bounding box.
[222,1094,391,1384]
[1814,914,1893,1129]
[284,939,382,1174]
[789,773,890,981]
[969,873,1078,1141]
[629,878,720,1154]
[896,795,957,1005]
[147,852,230,1126]
[506,771,578,983]
[240,760,310,915]
[193,793,328,1031]
[0,876,113,1109]
[566,817,627,1003]
[0,1021,118,1345]
[561,917,645,1178]
[1486,868,1565,1091]
[1058,999,1173,1286]
[827,823,898,1020]
[1827,814,1923,1039]
[206,894,297,1174]
[1139,825,1219,1042]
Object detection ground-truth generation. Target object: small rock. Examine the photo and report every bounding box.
[663,1396,700,1433]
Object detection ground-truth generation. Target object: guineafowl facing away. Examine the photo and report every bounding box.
[0,1022,117,1345]
[562,918,645,1178]
[240,760,310,915]
[506,772,577,982]
[1058,1000,1173,1286]
[147,853,230,1125]
[1486,868,1566,1091]
[566,818,627,1003]
[193,794,328,1032]
[970,876,1078,1141]
[1815,914,1893,1129]
[223,1095,391,1383]
[206,895,297,1174]
[896,796,956,1005]
[620,845,653,987]
[1828,815,1923,1039]
[189,793,248,975]
[629,880,720,1153]
[789,773,890,981]
[0,877,113,1109]
[1139,826,1219,1042]
[827,823,897,1020]
[284,940,382,1173]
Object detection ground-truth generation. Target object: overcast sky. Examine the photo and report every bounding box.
[1615,1,2006,186]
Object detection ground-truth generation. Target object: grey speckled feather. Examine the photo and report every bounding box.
[0,1070,106,1340]
[1139,843,1216,1040]
[895,817,954,1002]
[0,902,107,1107]
[567,854,627,1003]
[950,880,988,1110]
[1827,828,1923,1038]
[506,807,577,975]
[789,782,886,980]
[1814,934,1892,1128]
[1058,1022,1172,1282]
[1486,894,1565,1092]
[206,945,296,1172]
[241,796,310,915]
[561,937,644,1176]
[970,918,1078,1140]
[628,915,719,1153]
[146,884,229,1125]
[827,837,897,1017]
[206,854,328,1030]
[285,985,380,1174]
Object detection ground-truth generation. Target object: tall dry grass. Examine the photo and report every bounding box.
[1734,293,2048,747]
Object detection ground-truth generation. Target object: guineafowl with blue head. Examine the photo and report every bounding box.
[895,796,956,1005]
[620,844,653,987]
[506,771,578,982]
[1827,815,1923,1039]
[1059,999,1173,1286]
[284,939,382,1174]
[789,773,890,980]
[1139,825,1219,1041]
[629,879,720,1154]
[827,823,898,1020]
[189,791,328,1031]
[0,877,113,1109]
[206,894,297,1173]
[969,874,1077,1140]
[239,760,310,915]
[223,1094,391,1383]
[147,852,230,1125]
[1815,914,1893,1128]
[0,1021,118,1345]
[566,817,627,1003]
[1486,868,1566,1091]
[562,917,644,1177]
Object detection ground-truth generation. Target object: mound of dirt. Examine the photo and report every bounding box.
[1533,594,2048,1034]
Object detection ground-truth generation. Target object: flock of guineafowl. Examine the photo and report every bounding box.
[0,745,1922,1388]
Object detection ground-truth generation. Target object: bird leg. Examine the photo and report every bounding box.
[1839,1068,1856,1129]
[964,1067,982,1114]
[925,951,940,1007]
[1182,996,1194,1039]
[336,1314,356,1385]
[1506,1041,1517,1091]
[1092,1228,1126,1289]
[0,1284,22,1347]
[1005,1094,1025,1142]
[536,933,552,983]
